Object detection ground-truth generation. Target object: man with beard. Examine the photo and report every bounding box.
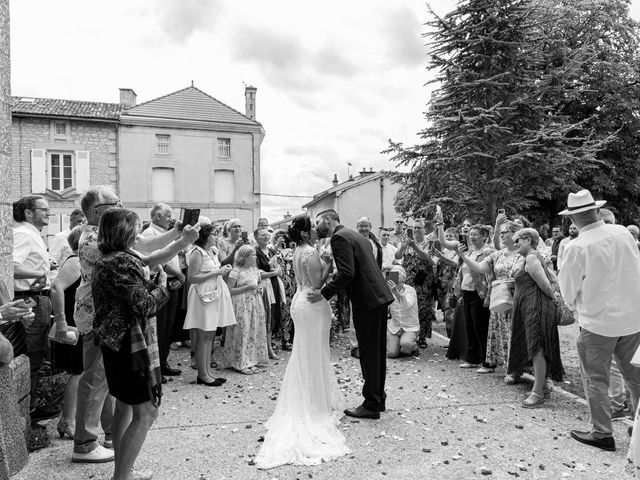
[557,223,578,271]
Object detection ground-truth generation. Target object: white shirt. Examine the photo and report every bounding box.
[49,228,72,266]
[13,222,51,291]
[556,236,574,270]
[558,221,640,337]
[381,243,398,270]
[138,223,180,276]
[387,284,419,333]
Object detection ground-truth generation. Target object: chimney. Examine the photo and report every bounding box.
[284,211,291,219]
[332,173,339,187]
[119,88,137,109]
[245,85,257,120]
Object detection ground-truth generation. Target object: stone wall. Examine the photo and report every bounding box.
[0,0,11,292]
[11,116,118,207]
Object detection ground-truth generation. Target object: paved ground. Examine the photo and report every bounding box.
[14,329,635,480]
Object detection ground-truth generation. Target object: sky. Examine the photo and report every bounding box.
[9,0,640,222]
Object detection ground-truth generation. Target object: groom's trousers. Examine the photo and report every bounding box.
[352,303,388,412]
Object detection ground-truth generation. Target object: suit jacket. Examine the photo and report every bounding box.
[321,225,394,312]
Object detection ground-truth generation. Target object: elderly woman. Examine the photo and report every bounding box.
[185,223,235,386]
[437,218,494,369]
[508,228,563,408]
[455,221,524,381]
[269,229,295,350]
[386,266,419,358]
[395,219,437,349]
[92,209,169,480]
[218,218,246,266]
[50,226,84,439]
[255,227,283,360]
[224,245,269,374]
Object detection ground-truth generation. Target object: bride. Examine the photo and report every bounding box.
[255,215,351,469]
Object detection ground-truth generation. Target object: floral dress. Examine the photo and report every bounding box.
[223,266,268,371]
[483,249,524,367]
[402,240,436,340]
[269,247,295,347]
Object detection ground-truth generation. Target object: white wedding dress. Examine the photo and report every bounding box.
[255,245,350,469]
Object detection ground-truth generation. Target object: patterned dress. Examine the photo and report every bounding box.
[223,266,269,370]
[507,253,563,382]
[483,249,524,367]
[402,240,436,340]
[270,247,295,347]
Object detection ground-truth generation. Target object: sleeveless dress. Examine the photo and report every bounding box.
[507,253,563,382]
[184,246,235,332]
[255,245,350,469]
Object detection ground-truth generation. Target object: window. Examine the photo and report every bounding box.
[49,153,74,191]
[152,168,175,202]
[156,134,170,154]
[217,138,231,158]
[213,170,234,203]
[54,122,67,135]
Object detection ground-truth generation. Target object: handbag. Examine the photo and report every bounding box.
[539,255,575,326]
[194,247,220,304]
[489,280,513,314]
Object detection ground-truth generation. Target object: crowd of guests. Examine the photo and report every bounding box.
[3,185,640,478]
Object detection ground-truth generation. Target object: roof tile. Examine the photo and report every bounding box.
[11,97,121,120]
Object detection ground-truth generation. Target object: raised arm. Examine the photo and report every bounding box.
[458,246,492,274]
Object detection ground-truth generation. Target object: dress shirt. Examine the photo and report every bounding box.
[13,222,50,291]
[388,284,419,334]
[558,221,640,337]
[138,223,180,276]
[49,228,72,266]
[556,236,573,270]
[381,243,398,270]
[74,224,100,334]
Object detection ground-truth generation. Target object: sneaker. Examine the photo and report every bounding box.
[72,444,115,463]
[103,439,113,449]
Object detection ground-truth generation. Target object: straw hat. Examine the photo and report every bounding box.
[558,189,606,215]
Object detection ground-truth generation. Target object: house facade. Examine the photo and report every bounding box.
[303,170,401,231]
[11,97,120,241]
[118,86,264,225]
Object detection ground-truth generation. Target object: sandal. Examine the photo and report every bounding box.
[504,374,521,385]
[418,338,428,349]
[239,368,254,375]
[522,392,545,409]
[250,366,261,374]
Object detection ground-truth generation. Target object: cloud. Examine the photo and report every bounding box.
[314,45,359,77]
[157,0,221,43]
[233,27,304,71]
[384,6,426,67]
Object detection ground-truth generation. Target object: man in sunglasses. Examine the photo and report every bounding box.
[12,195,57,421]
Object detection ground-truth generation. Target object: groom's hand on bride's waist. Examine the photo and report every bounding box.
[307,289,324,303]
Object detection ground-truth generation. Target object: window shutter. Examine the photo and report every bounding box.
[75,150,90,193]
[30,149,47,193]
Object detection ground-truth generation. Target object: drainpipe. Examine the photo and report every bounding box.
[379,176,384,229]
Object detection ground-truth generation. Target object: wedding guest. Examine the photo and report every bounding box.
[49,208,85,271]
[269,230,295,351]
[218,218,246,266]
[395,219,437,349]
[386,267,419,358]
[93,208,169,480]
[185,223,235,386]
[255,227,283,360]
[508,228,563,408]
[223,245,269,375]
[557,223,579,270]
[549,226,564,270]
[433,227,460,337]
[389,218,405,247]
[379,229,398,271]
[50,226,83,439]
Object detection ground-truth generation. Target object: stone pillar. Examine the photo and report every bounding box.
[0,1,29,477]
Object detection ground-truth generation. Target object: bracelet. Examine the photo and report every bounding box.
[54,312,66,319]
[435,223,444,227]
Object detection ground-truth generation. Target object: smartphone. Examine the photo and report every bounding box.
[436,204,442,217]
[241,231,249,242]
[386,271,399,284]
[179,208,201,231]
[460,234,469,248]
[406,228,414,240]
[23,297,37,309]
[498,208,505,215]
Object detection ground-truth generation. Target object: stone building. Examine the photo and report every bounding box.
[118,85,265,226]
[302,170,401,231]
[11,97,120,241]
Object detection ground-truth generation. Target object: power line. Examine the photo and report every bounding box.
[258,192,313,198]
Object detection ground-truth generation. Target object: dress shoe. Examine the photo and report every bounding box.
[161,364,182,376]
[196,377,224,387]
[344,405,380,420]
[56,420,74,439]
[570,430,616,451]
[350,347,360,359]
[31,406,61,421]
[418,338,428,349]
[459,362,479,369]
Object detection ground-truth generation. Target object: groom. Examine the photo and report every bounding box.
[309,209,394,419]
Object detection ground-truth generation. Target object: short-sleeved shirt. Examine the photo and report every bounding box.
[388,284,419,333]
[74,224,101,334]
[13,222,50,291]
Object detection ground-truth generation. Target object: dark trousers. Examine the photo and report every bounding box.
[352,303,388,412]
[21,295,51,407]
[462,290,490,365]
[156,288,179,366]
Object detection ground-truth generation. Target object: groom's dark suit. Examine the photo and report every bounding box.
[321,225,394,412]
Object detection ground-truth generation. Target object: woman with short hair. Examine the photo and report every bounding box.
[92,208,169,480]
[223,245,269,374]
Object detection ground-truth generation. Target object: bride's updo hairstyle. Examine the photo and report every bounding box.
[288,214,312,245]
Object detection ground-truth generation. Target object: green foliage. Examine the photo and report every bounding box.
[387,0,640,225]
